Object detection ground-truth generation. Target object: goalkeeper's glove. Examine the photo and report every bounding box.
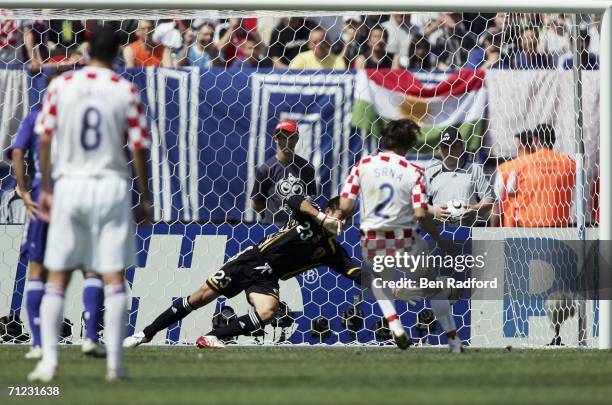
[315,212,343,237]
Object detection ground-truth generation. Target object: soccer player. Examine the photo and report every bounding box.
[124,196,361,349]
[339,119,461,351]
[8,70,106,360]
[28,26,151,382]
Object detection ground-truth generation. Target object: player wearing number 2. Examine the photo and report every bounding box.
[339,119,456,350]
[28,26,151,383]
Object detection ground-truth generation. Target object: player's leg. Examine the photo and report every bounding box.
[28,270,72,382]
[363,240,409,349]
[29,179,87,382]
[196,291,279,349]
[429,291,463,353]
[24,218,50,359]
[101,270,129,380]
[124,281,221,347]
[24,260,47,359]
[94,176,136,380]
[207,292,278,339]
[81,271,106,357]
[371,285,410,349]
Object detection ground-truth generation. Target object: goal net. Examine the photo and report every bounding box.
[0,6,604,348]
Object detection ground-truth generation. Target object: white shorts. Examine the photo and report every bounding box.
[44,176,135,273]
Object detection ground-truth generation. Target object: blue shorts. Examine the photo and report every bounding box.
[24,217,49,263]
[21,185,48,263]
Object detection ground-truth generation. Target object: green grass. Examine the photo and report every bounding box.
[2,346,612,405]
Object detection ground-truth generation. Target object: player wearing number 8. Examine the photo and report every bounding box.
[28,26,151,383]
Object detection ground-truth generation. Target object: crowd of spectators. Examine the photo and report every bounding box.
[0,12,601,72]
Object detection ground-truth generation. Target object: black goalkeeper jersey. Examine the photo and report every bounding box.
[253,195,359,281]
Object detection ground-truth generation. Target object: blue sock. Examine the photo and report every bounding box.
[83,276,104,342]
[25,279,45,348]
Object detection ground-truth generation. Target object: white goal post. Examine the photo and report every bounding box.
[0,0,610,348]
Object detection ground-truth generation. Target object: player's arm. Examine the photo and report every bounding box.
[35,80,59,223]
[339,197,355,221]
[128,85,152,224]
[338,162,361,221]
[38,128,53,223]
[11,148,37,219]
[286,194,343,236]
[9,115,37,219]
[327,242,371,287]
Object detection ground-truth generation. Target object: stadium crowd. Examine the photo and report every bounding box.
[0,12,600,228]
[0,12,601,71]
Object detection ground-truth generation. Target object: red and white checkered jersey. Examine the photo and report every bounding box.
[35,66,149,179]
[341,151,427,232]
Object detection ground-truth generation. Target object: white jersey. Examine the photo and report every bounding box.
[35,66,149,179]
[341,151,427,232]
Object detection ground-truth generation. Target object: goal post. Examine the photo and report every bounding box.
[0,0,609,348]
[598,4,612,350]
[0,0,610,13]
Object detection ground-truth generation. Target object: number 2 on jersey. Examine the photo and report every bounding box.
[374,183,394,219]
[81,107,101,151]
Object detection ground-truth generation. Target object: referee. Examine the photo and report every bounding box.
[424,126,494,226]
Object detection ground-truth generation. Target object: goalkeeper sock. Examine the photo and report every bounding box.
[430,298,457,337]
[143,297,194,339]
[104,284,127,372]
[83,276,104,342]
[40,285,65,369]
[207,308,262,339]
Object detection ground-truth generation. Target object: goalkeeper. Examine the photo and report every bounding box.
[124,195,364,349]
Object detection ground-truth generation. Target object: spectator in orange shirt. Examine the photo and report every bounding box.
[493,124,576,227]
[123,20,172,67]
[492,129,535,226]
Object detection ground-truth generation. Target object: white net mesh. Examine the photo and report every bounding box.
[0,9,602,348]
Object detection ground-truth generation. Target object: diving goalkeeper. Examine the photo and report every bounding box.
[124,195,365,349]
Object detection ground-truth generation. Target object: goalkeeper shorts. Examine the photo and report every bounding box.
[206,247,280,301]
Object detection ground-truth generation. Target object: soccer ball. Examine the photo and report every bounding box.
[446,199,466,221]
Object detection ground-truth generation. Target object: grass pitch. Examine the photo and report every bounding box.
[2,345,612,405]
